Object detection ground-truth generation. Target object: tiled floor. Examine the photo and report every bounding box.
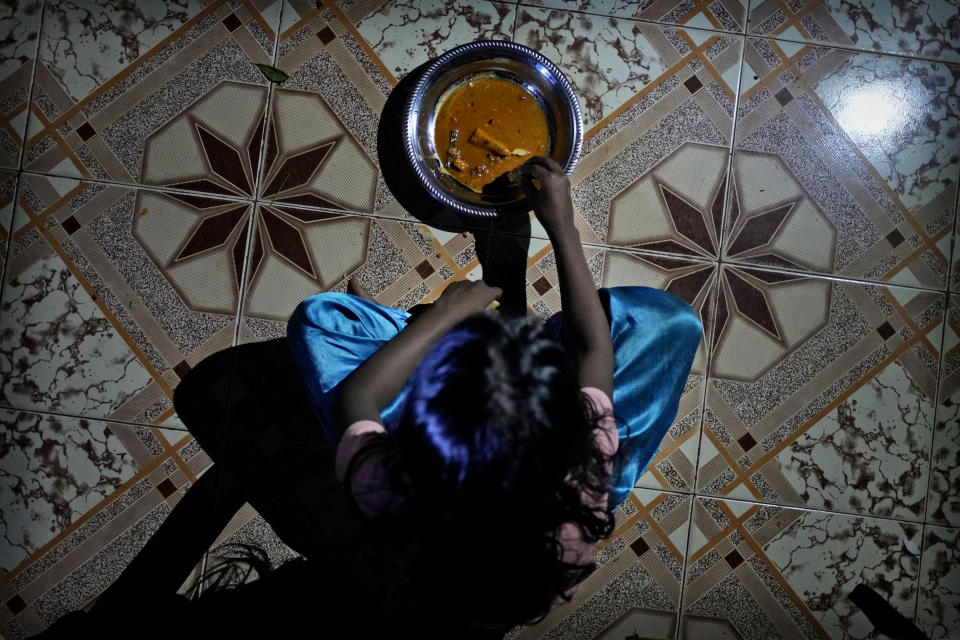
[0,0,958,638]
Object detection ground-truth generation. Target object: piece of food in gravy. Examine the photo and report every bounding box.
[434,76,548,191]
[469,127,511,156]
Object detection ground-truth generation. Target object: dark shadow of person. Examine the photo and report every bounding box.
[33,335,508,639]
[30,57,533,640]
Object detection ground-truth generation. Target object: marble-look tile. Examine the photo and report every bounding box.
[515,7,671,130]
[37,0,206,103]
[0,0,42,168]
[0,451,206,637]
[681,497,923,640]
[0,175,239,423]
[0,409,150,573]
[523,0,748,34]
[354,0,518,80]
[929,295,960,526]
[726,39,959,289]
[748,0,960,63]
[700,266,942,521]
[0,170,16,280]
[24,0,277,189]
[505,489,692,640]
[499,17,741,259]
[916,525,960,640]
[238,210,484,341]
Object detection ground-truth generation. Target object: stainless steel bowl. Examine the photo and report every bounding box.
[403,41,583,217]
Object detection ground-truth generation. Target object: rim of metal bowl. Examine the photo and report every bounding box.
[404,40,583,218]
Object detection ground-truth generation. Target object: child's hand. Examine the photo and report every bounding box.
[519,156,575,238]
[434,279,503,318]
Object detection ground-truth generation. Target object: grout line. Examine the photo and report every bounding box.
[914,523,928,627]
[674,33,746,633]
[515,1,747,39]
[744,31,960,67]
[607,246,954,295]
[922,187,960,523]
[233,78,277,346]
[17,0,45,174]
[511,1,520,41]
[519,0,958,67]
[683,490,935,526]
[0,175,23,312]
[674,491,697,637]
[912,185,960,624]
[0,403,193,435]
[629,483,939,528]
[17,168,256,205]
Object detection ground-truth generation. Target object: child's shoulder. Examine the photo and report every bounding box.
[335,419,387,482]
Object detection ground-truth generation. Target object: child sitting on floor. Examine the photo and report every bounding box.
[285,156,702,633]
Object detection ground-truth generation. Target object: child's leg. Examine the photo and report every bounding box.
[287,289,412,447]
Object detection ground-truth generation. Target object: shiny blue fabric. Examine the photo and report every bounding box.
[287,287,701,512]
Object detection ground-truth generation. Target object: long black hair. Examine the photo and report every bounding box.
[189,310,625,636]
[341,310,623,631]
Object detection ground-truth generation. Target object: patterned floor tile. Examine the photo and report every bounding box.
[238,209,488,340]
[747,0,960,63]
[0,0,42,169]
[916,525,960,640]
[0,409,157,573]
[700,265,942,522]
[0,422,211,638]
[23,0,279,191]
[0,169,16,281]
[505,489,692,640]
[204,501,301,574]
[680,497,922,640]
[726,38,960,289]
[495,16,741,258]
[929,295,960,526]
[0,174,241,424]
[272,0,516,221]
[522,0,748,34]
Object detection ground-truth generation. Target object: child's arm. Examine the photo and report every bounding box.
[521,157,614,397]
[336,279,502,431]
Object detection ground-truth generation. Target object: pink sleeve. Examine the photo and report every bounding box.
[335,420,401,518]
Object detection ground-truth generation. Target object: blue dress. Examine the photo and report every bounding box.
[287,287,702,512]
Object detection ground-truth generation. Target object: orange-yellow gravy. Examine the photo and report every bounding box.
[434,77,548,192]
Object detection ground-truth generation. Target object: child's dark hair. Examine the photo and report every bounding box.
[345,310,622,630]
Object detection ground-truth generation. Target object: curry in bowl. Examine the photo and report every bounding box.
[433,75,549,192]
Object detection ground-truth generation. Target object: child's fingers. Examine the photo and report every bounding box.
[538,156,565,173]
[519,163,546,195]
[522,155,564,175]
[519,160,550,180]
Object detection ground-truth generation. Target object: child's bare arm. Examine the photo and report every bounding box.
[520,158,614,396]
[337,280,502,434]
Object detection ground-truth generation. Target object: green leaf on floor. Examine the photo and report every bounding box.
[255,64,289,84]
